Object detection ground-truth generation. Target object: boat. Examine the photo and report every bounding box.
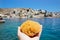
[0,19,5,23]
[0,16,5,23]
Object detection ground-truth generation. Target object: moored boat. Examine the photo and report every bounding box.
[0,16,5,23]
[0,20,5,23]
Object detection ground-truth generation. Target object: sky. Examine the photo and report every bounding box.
[0,0,60,12]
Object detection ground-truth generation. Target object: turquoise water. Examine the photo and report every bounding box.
[0,18,60,40]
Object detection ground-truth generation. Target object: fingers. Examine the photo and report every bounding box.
[39,25,42,37]
[18,27,30,38]
[18,27,24,36]
[17,25,42,40]
[18,27,21,35]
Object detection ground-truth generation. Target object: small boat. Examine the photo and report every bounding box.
[0,16,5,23]
[0,20,5,23]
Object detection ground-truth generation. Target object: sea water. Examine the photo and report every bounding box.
[0,18,60,40]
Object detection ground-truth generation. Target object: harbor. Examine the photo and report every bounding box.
[0,18,60,40]
[0,8,60,40]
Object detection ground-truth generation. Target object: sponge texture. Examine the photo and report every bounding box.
[20,20,42,37]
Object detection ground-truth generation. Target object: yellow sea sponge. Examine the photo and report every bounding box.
[20,20,42,37]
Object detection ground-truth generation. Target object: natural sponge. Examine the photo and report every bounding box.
[20,20,42,37]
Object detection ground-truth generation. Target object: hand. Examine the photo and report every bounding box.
[17,25,42,40]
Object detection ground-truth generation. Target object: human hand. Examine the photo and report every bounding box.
[18,25,42,40]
